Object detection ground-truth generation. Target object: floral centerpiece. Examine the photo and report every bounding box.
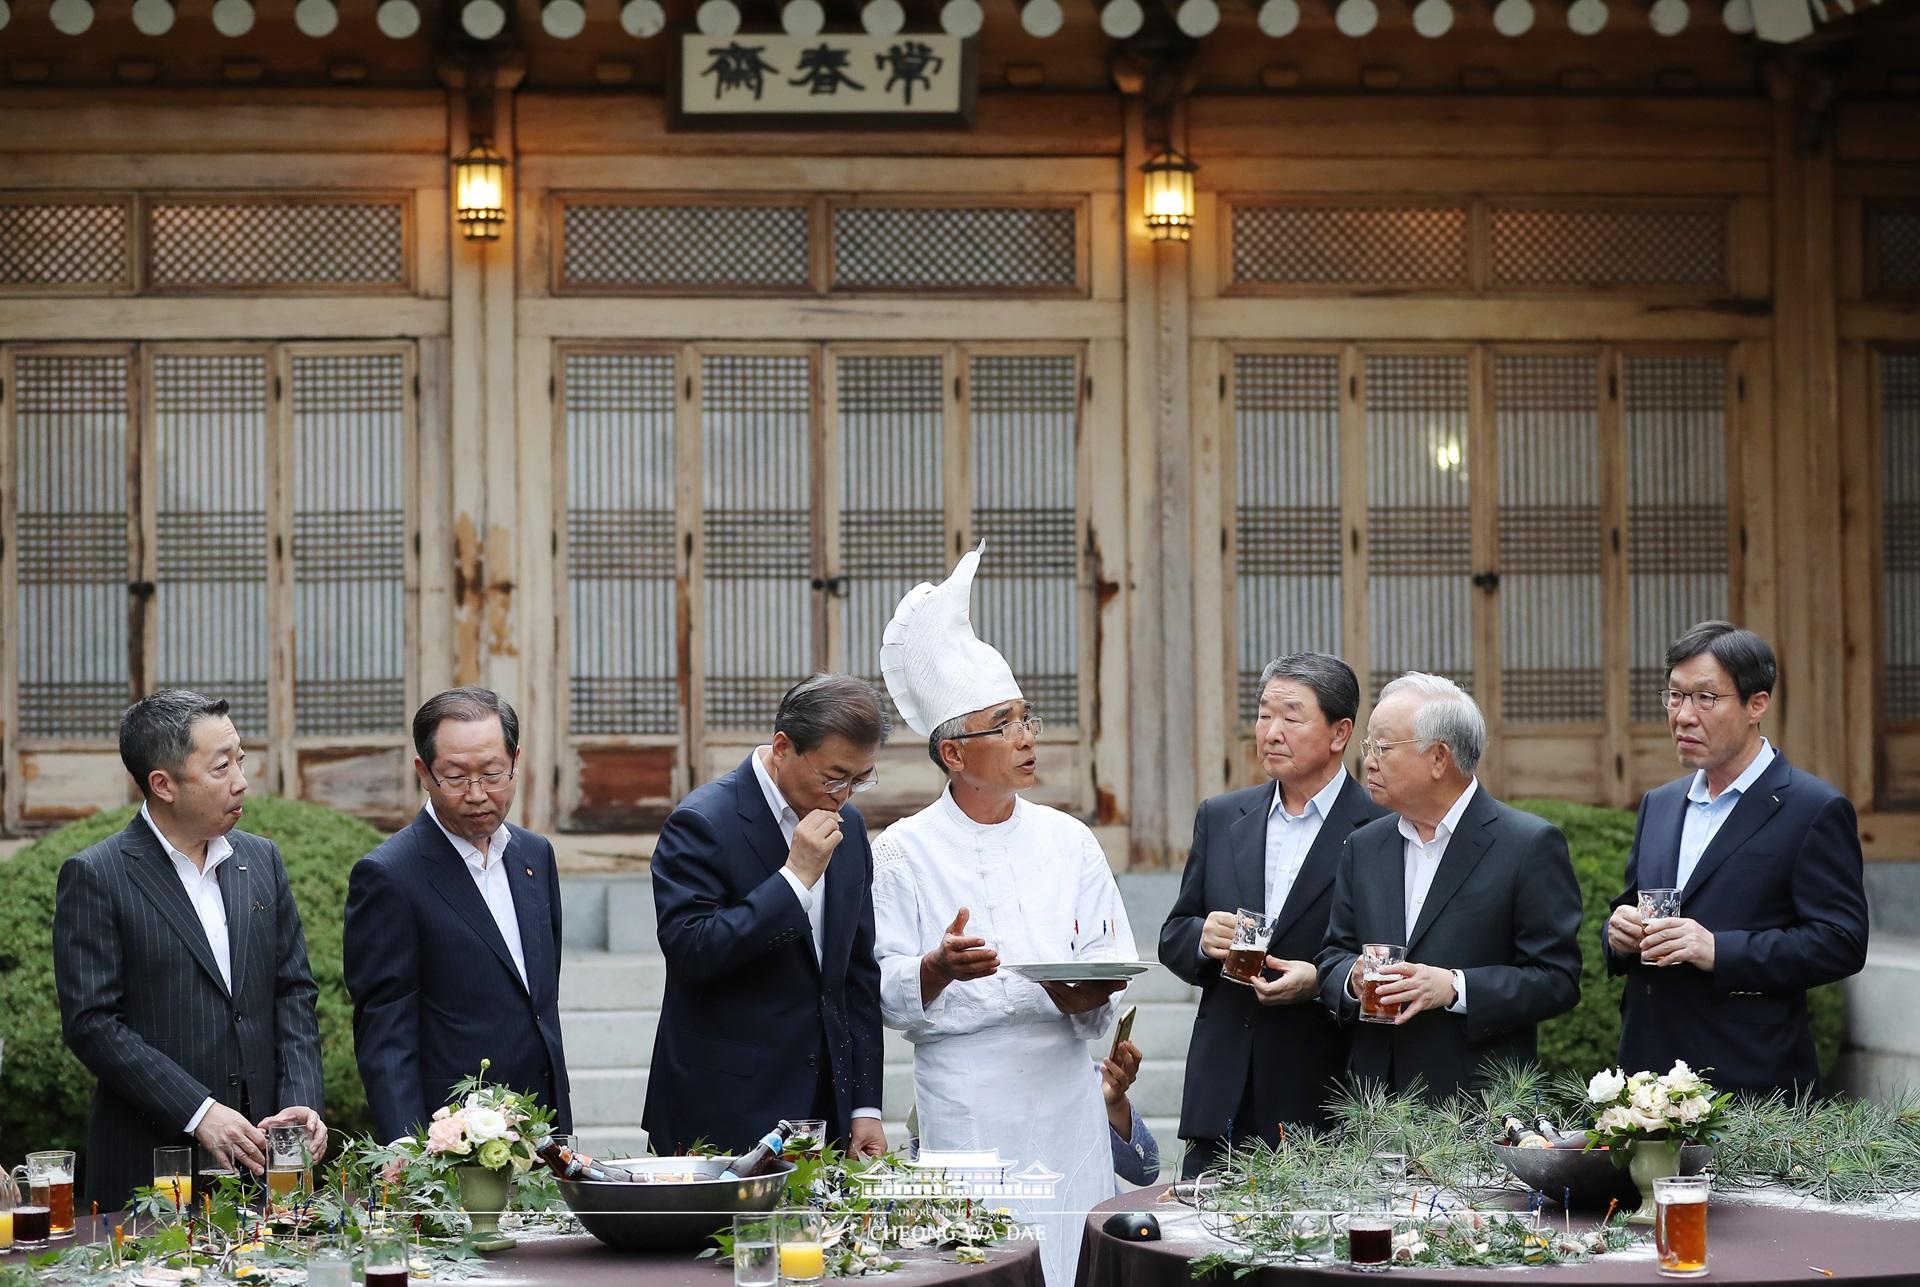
[363,1060,556,1250]
[1582,1060,1729,1210]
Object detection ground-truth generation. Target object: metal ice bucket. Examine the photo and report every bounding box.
[556,1157,795,1252]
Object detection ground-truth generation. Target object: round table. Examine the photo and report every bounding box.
[1076,1185,1920,1285]
[7,1215,1043,1287]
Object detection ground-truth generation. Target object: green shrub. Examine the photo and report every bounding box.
[1516,797,1847,1082]
[0,796,383,1159]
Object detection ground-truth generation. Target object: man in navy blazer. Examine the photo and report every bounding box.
[344,688,572,1143]
[1605,623,1869,1095]
[643,674,889,1158]
[1160,652,1386,1175]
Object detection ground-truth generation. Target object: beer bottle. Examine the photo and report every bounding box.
[719,1123,791,1180]
[1500,1114,1551,1148]
[535,1142,639,1183]
[1532,1115,1565,1144]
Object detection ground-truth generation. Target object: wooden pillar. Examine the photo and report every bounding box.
[1768,73,1846,784]
[1122,97,1197,868]
[444,60,535,821]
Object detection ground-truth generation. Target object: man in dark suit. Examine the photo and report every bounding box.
[343,687,571,1144]
[1605,622,1868,1094]
[1317,672,1583,1101]
[643,674,889,1158]
[54,689,326,1210]
[1160,652,1385,1175]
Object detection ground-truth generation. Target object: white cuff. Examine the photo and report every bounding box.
[185,1096,215,1135]
[1446,969,1467,1014]
[851,1107,882,1120]
[778,865,818,906]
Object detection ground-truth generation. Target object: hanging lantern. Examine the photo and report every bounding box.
[1140,149,1197,243]
[452,140,509,242]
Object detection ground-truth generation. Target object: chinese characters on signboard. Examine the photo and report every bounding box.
[679,34,969,121]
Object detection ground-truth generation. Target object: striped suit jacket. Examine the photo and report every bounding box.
[53,817,324,1210]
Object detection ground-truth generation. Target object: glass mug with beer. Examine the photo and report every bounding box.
[1220,908,1276,986]
[25,1150,76,1240]
[1638,887,1682,964]
[1653,1174,1709,1277]
[1357,943,1406,1023]
[267,1125,310,1200]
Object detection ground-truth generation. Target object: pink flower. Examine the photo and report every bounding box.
[426,1113,471,1155]
[381,1157,406,1184]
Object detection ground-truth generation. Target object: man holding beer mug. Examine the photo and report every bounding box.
[1604,623,1869,1095]
[1159,653,1385,1175]
[53,690,327,1210]
[1316,673,1583,1100]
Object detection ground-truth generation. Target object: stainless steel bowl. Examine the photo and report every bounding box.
[556,1157,795,1251]
[1497,1140,1712,1210]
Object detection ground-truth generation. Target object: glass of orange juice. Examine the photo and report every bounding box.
[776,1209,825,1285]
[153,1147,193,1213]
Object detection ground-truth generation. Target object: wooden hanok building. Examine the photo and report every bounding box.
[0,0,1917,873]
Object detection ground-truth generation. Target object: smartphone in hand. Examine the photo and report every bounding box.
[1109,1004,1138,1059]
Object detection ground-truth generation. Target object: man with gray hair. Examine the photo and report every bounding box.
[644,673,891,1158]
[1315,672,1582,1099]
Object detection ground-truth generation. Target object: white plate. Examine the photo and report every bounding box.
[1005,960,1152,983]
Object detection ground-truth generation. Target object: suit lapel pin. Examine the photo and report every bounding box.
[525,866,534,877]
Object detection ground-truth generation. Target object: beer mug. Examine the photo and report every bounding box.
[1221,908,1276,986]
[1638,887,1682,964]
[10,1164,51,1248]
[25,1150,76,1239]
[1653,1174,1709,1277]
[267,1125,309,1199]
[1357,943,1406,1023]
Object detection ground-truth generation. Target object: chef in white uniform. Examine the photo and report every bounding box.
[871,542,1137,1287]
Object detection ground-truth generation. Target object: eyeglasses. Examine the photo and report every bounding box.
[1661,688,1728,713]
[431,768,515,793]
[945,715,1046,744]
[799,749,879,796]
[1358,737,1416,759]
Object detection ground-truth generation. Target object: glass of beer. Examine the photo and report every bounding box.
[1357,943,1406,1023]
[25,1151,75,1239]
[10,1164,50,1248]
[1638,888,1682,963]
[267,1126,309,1200]
[1221,908,1276,986]
[777,1208,826,1285]
[1653,1174,1709,1277]
[1345,1212,1395,1273]
[154,1146,194,1212]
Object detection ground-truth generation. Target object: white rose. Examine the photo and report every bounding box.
[1628,1107,1665,1133]
[1659,1060,1703,1095]
[1672,1097,1703,1125]
[1628,1069,1657,1087]
[1595,1106,1634,1134]
[1587,1068,1627,1103]
[465,1106,509,1142]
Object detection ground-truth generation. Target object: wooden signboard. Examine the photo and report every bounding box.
[675,33,973,128]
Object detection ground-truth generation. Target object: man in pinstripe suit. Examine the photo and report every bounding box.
[53,690,327,1211]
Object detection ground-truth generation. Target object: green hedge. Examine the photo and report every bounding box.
[1516,797,1847,1081]
[0,796,382,1159]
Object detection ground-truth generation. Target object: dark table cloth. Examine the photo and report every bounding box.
[8,1215,1043,1287]
[1076,1185,1920,1285]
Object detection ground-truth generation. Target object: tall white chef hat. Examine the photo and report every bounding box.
[880,541,1024,738]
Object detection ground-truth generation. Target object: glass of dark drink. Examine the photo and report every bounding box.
[25,1151,75,1239]
[1345,1215,1394,1272]
[1357,943,1406,1024]
[363,1232,410,1287]
[1221,908,1276,986]
[8,1163,51,1247]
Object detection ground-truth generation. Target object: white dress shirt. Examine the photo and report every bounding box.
[1677,737,1776,891]
[750,745,879,1124]
[1396,779,1476,1015]
[1266,768,1349,916]
[141,804,235,1133]
[425,801,528,990]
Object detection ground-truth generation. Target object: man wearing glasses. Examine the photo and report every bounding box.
[1604,622,1868,1094]
[344,687,573,1144]
[644,673,892,1158]
[872,544,1135,1287]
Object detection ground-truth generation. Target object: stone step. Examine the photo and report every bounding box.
[559,952,666,1010]
[559,997,1200,1071]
